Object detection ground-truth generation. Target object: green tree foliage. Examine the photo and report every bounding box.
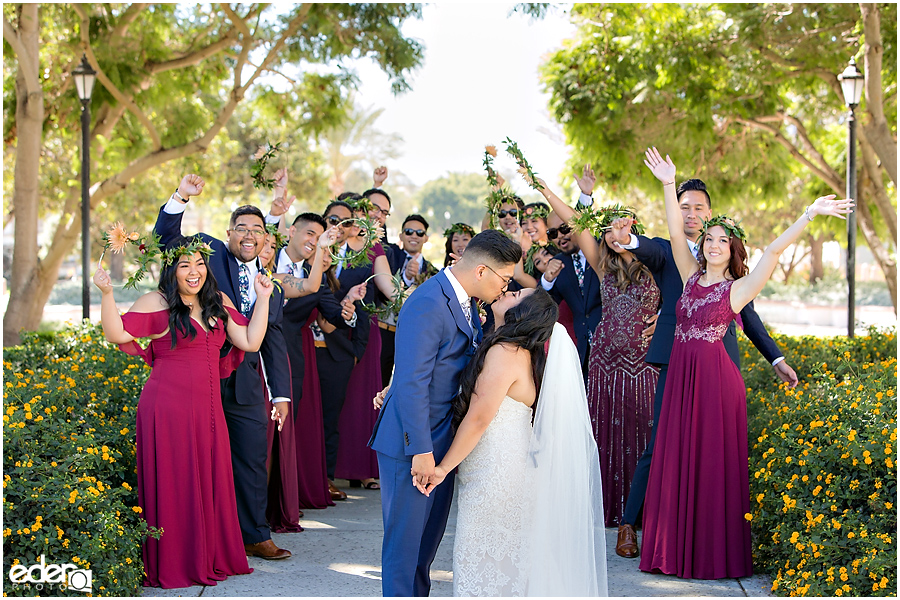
[2,3,424,345]
[412,172,492,235]
[541,3,897,307]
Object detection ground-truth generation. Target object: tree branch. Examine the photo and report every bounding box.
[781,114,838,182]
[72,4,163,150]
[239,4,312,93]
[731,116,844,193]
[859,2,897,186]
[221,3,255,89]
[147,29,240,74]
[2,14,41,94]
[109,3,149,43]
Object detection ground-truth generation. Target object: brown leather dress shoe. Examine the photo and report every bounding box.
[244,539,292,560]
[616,524,639,558]
[328,480,347,501]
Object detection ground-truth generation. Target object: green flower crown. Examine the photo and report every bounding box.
[265,223,288,249]
[523,240,557,277]
[701,214,747,242]
[443,223,476,239]
[160,238,214,268]
[329,216,384,270]
[345,195,375,215]
[520,203,550,222]
[569,204,646,237]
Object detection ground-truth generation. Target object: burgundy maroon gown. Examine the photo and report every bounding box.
[586,272,660,527]
[120,307,252,588]
[295,310,335,509]
[334,314,381,481]
[639,272,753,579]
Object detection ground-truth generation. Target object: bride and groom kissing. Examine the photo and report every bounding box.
[369,230,608,597]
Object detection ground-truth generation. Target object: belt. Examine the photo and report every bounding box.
[314,341,327,348]
[378,322,396,332]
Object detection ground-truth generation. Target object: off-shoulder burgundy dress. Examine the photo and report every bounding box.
[119,306,252,588]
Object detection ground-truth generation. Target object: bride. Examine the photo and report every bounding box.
[417,287,608,597]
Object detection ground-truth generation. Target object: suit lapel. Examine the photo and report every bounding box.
[437,271,474,344]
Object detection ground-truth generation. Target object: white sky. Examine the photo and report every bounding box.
[350,3,578,193]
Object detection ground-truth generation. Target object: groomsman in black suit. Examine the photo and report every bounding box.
[380,214,439,386]
[613,178,799,559]
[154,174,295,560]
[315,199,372,501]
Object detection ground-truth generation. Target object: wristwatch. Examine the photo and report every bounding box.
[174,189,188,203]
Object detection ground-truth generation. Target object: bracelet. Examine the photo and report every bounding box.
[804,205,815,221]
[663,181,676,186]
[174,189,188,203]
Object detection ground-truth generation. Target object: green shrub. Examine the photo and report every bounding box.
[741,327,897,596]
[3,322,159,596]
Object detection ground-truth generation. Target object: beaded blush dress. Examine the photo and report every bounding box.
[639,271,752,579]
[585,271,660,527]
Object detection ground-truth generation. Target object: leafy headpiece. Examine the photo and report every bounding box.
[568,204,646,237]
[443,223,476,239]
[250,142,283,189]
[701,215,747,242]
[265,223,288,249]
[520,203,550,222]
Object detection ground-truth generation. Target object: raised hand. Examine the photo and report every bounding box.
[177,174,205,199]
[273,167,288,191]
[643,147,676,185]
[575,164,596,195]
[494,173,506,190]
[609,216,635,246]
[93,267,114,294]
[373,165,388,187]
[543,258,564,282]
[807,195,854,220]
[318,225,341,249]
[270,194,295,218]
[255,272,275,299]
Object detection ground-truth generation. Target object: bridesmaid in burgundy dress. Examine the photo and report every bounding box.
[639,147,853,579]
[93,236,275,588]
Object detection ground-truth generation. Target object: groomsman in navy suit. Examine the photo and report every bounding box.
[154,174,296,560]
[613,178,799,559]
[369,230,522,597]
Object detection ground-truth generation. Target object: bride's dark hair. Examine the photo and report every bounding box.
[452,288,559,431]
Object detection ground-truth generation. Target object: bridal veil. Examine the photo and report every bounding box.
[526,322,608,596]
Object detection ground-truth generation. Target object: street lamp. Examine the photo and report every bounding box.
[73,54,96,320]
[838,57,864,338]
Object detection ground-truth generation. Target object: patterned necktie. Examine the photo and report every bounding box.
[574,253,585,291]
[238,263,251,316]
[461,297,474,332]
[335,246,346,278]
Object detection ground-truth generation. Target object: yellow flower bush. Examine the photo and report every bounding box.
[742,326,896,597]
[3,323,160,596]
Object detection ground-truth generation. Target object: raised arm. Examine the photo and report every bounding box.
[644,147,696,285]
[279,225,340,299]
[225,273,274,352]
[730,195,853,313]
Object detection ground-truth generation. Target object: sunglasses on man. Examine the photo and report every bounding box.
[326,215,350,228]
[497,209,519,219]
[403,228,427,237]
[547,224,572,240]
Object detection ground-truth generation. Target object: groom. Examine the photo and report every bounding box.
[369,230,522,596]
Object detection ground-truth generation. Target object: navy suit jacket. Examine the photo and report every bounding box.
[281,264,350,401]
[632,235,782,368]
[369,270,482,460]
[546,251,602,366]
[320,263,371,363]
[154,206,291,404]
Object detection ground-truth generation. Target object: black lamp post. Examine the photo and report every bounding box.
[73,54,96,320]
[838,57,864,338]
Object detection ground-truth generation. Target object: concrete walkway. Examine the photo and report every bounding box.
[143,480,774,597]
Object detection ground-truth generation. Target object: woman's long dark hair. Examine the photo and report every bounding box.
[452,288,559,431]
[158,236,229,349]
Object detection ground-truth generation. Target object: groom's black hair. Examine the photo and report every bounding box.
[462,229,523,265]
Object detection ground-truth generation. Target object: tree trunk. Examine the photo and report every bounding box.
[3,4,44,346]
[808,234,825,285]
[857,173,898,313]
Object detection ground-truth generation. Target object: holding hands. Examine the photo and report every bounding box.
[414,465,448,497]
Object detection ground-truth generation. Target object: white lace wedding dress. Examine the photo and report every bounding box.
[452,324,608,597]
[454,396,534,597]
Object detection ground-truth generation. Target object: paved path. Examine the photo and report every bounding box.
[143,480,774,597]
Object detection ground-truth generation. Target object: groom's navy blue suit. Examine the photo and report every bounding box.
[369,269,482,597]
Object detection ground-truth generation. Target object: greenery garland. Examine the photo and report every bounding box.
[265,223,288,249]
[443,222,476,239]
[100,223,214,290]
[701,214,748,242]
[250,142,283,190]
[520,203,551,222]
[482,144,521,229]
[568,204,646,238]
[523,240,556,276]
[329,217,384,270]
[504,137,544,192]
[360,271,410,321]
